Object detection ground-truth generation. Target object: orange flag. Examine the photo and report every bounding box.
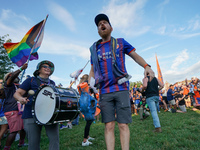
[155,54,164,84]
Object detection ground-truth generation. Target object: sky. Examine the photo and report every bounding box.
[1,0,200,88]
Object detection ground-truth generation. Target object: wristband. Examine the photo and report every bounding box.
[144,64,151,68]
[19,68,23,72]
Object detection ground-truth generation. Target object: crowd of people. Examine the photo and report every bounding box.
[1,69,200,149]
[129,76,200,119]
[1,13,200,150]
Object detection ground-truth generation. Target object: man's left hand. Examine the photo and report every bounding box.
[144,66,155,80]
[21,63,28,70]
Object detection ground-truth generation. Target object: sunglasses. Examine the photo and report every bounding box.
[0,82,3,84]
[42,66,51,69]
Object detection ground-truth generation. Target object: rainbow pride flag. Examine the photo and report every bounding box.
[3,15,48,67]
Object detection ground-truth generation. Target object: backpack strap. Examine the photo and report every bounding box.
[110,37,118,63]
[32,77,54,87]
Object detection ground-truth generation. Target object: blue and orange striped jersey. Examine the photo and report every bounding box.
[90,38,135,94]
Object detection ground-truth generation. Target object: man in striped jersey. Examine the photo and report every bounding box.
[89,14,154,150]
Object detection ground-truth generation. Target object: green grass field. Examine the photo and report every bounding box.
[3,108,200,150]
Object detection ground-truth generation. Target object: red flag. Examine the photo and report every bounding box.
[156,54,164,84]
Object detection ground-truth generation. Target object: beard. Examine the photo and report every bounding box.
[98,27,112,39]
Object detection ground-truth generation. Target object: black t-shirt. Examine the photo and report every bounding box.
[145,77,159,98]
[4,83,18,112]
[176,94,185,105]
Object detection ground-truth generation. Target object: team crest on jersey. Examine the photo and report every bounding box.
[117,44,119,49]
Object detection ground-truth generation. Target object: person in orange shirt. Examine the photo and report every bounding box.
[182,84,191,108]
[192,77,200,107]
[78,74,96,146]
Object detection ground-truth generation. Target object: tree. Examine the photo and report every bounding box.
[0,35,15,79]
[129,80,143,90]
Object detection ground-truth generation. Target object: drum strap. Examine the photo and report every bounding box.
[30,77,41,87]
[35,78,42,86]
[31,77,53,87]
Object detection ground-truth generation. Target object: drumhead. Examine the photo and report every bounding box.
[34,86,56,124]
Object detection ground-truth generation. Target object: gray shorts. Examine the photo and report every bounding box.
[0,116,8,125]
[99,90,132,124]
[169,99,176,105]
[179,105,187,112]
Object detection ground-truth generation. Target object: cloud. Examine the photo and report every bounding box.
[160,15,200,39]
[50,75,67,82]
[0,9,30,23]
[173,32,200,39]
[140,44,162,53]
[0,9,31,41]
[48,2,76,32]
[158,0,170,7]
[39,33,90,59]
[161,49,200,83]
[101,0,149,37]
[156,0,170,21]
[164,61,200,83]
[156,26,166,35]
[188,15,200,31]
[50,75,72,87]
[171,49,189,70]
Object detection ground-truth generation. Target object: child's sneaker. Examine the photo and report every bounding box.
[67,123,72,129]
[15,133,20,141]
[60,124,67,130]
[82,140,92,146]
[88,136,95,141]
[18,143,28,147]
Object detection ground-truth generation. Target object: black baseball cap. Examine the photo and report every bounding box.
[95,13,111,26]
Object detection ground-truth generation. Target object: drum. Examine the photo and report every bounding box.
[32,85,80,125]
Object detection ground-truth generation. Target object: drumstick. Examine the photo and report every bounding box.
[27,90,35,98]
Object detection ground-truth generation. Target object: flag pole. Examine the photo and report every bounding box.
[20,15,48,82]
[69,60,90,87]
[82,60,89,70]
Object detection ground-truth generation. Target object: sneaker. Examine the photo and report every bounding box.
[15,133,20,141]
[60,124,67,130]
[67,124,72,129]
[82,140,92,146]
[153,127,162,133]
[88,136,95,141]
[18,143,29,147]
